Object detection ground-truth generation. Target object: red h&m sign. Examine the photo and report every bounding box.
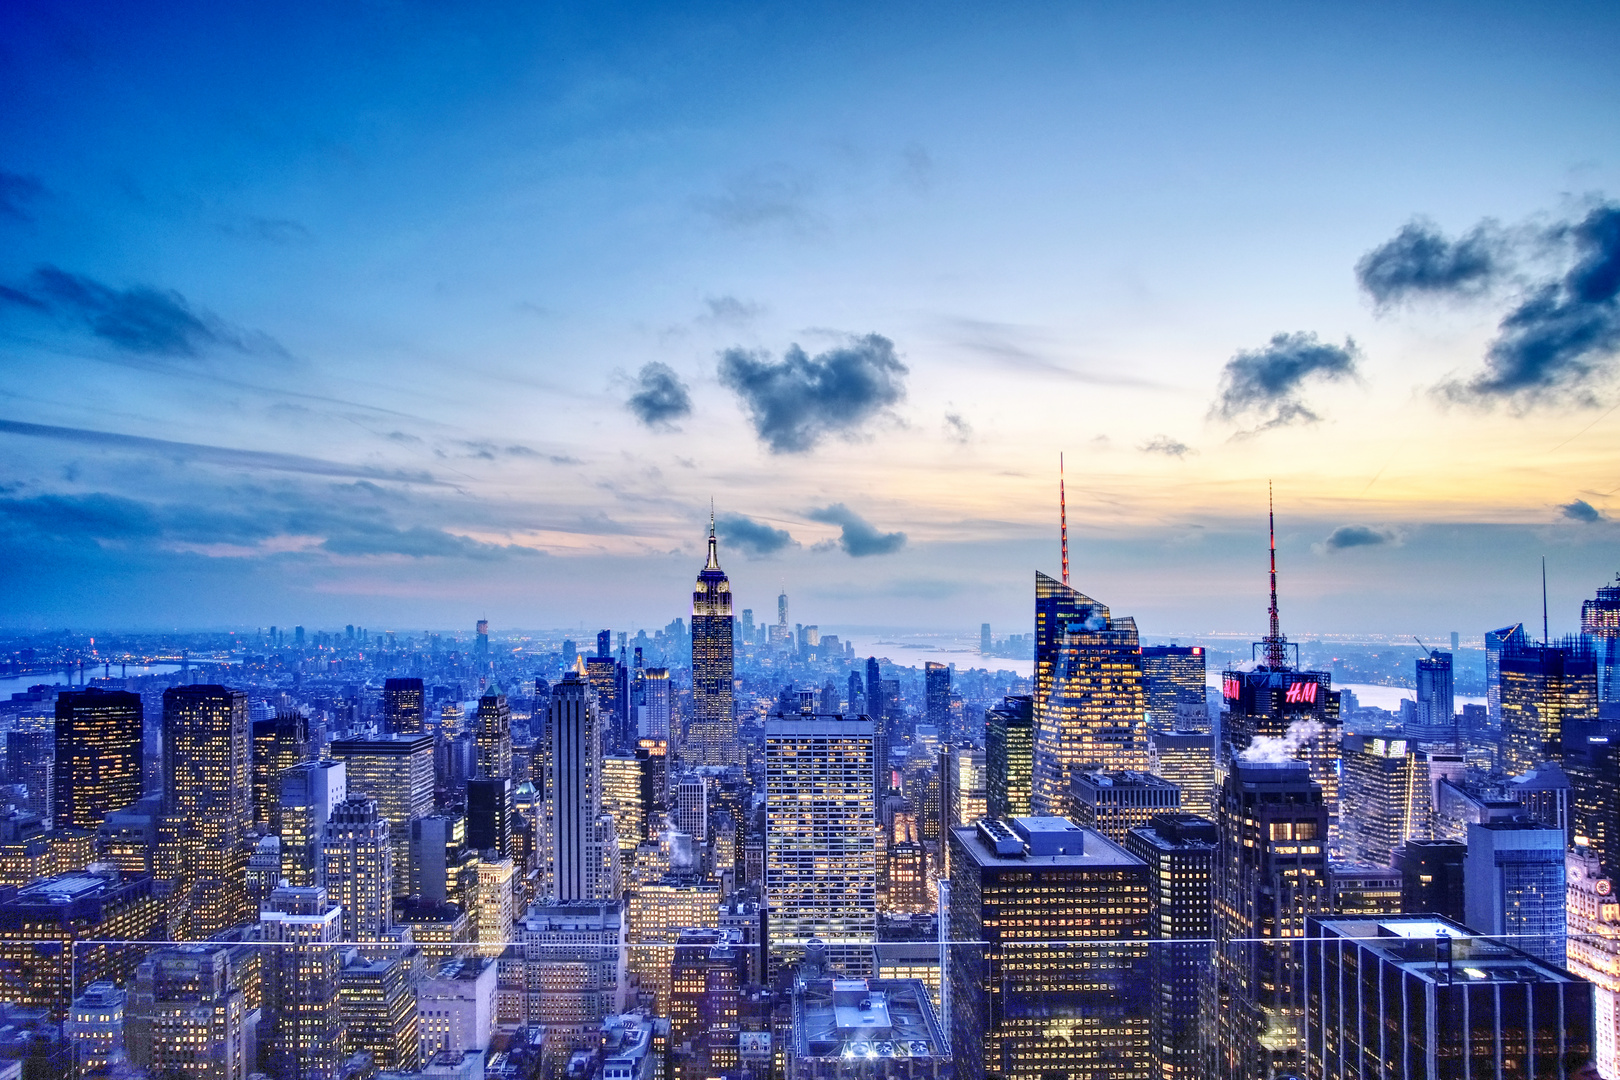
[1285,679,1319,705]
[1223,676,1242,700]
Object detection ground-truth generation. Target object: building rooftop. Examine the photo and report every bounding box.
[1310,916,1585,987]
[793,977,947,1063]
[955,818,1143,869]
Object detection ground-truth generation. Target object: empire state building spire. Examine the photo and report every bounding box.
[690,505,735,765]
[705,501,721,571]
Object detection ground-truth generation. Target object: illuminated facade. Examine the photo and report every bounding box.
[477,685,513,780]
[690,518,737,766]
[474,855,516,956]
[1220,667,1342,838]
[947,816,1151,1080]
[1568,848,1620,1078]
[550,671,619,901]
[338,950,419,1071]
[518,901,627,1038]
[1213,760,1330,1080]
[318,795,394,941]
[626,877,722,1005]
[1327,863,1403,916]
[789,973,950,1080]
[1070,769,1181,844]
[330,734,435,896]
[1141,644,1209,731]
[160,684,252,940]
[1124,814,1216,1080]
[0,826,94,888]
[251,710,309,834]
[383,676,425,735]
[1338,735,1431,867]
[279,760,347,888]
[640,668,672,741]
[985,695,1033,820]
[1569,733,1620,875]
[670,927,746,1080]
[765,714,877,977]
[1500,636,1598,776]
[603,753,644,857]
[0,870,161,1016]
[124,946,247,1080]
[1032,571,1148,817]
[1584,574,1620,704]
[53,688,143,832]
[259,886,343,1080]
[1463,818,1567,967]
[1149,728,1215,816]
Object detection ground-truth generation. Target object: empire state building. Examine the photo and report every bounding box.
[689,513,736,765]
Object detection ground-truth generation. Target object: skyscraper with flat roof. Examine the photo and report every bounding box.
[550,671,617,901]
[1414,650,1455,740]
[1149,728,1215,816]
[924,662,951,729]
[383,676,425,735]
[251,710,309,834]
[329,734,434,896]
[1584,574,1620,707]
[1141,644,1209,731]
[690,516,736,766]
[53,688,142,832]
[124,945,248,1080]
[475,685,512,779]
[1070,769,1181,844]
[948,816,1151,1080]
[985,695,1033,820]
[279,760,347,889]
[1394,839,1466,924]
[259,886,343,1080]
[1463,817,1567,967]
[319,795,394,941]
[765,713,877,976]
[1338,735,1431,868]
[160,684,252,940]
[1032,571,1148,816]
[1500,635,1598,776]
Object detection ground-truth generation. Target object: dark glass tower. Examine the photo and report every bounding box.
[53,688,143,831]
[689,514,735,766]
[476,685,512,780]
[252,710,310,833]
[1584,574,1620,707]
[382,677,425,735]
[985,695,1034,819]
[1141,645,1209,732]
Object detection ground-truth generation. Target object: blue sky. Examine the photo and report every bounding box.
[2,1,1618,636]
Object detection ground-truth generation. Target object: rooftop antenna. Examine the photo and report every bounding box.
[1263,482,1289,669]
[1542,555,1550,645]
[1060,453,1070,587]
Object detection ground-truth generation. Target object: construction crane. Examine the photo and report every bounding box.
[1412,636,1438,658]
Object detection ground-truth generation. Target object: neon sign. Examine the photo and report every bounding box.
[1285,680,1319,705]
[1223,676,1241,700]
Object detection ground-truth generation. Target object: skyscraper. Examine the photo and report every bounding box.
[124,945,249,1080]
[550,671,617,901]
[279,760,347,888]
[1214,759,1330,1080]
[1394,839,1467,924]
[765,713,877,976]
[1486,622,1528,728]
[1500,635,1598,775]
[1141,644,1209,731]
[259,886,343,1080]
[1414,650,1455,740]
[1148,728,1215,817]
[466,775,514,859]
[1584,574,1620,706]
[1463,817,1568,967]
[475,684,512,779]
[690,515,736,766]
[985,695,1034,820]
[159,684,252,939]
[329,734,434,896]
[924,662,951,729]
[318,795,394,941]
[1032,570,1148,816]
[640,667,671,740]
[947,816,1151,1080]
[383,676,425,735]
[1338,735,1432,868]
[53,688,143,831]
[251,710,309,834]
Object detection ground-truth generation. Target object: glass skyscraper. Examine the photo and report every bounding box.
[160,684,252,939]
[53,688,143,832]
[689,517,736,766]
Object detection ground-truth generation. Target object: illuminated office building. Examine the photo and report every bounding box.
[1032,571,1149,816]
[1463,818,1567,967]
[1141,644,1209,731]
[330,734,435,896]
[602,753,644,858]
[1584,574,1620,705]
[124,945,247,1080]
[550,671,618,901]
[416,955,496,1062]
[670,927,746,1080]
[1486,622,1527,728]
[1568,733,1620,875]
[766,714,877,976]
[943,744,986,828]
[53,688,143,831]
[1070,769,1181,844]
[279,760,347,888]
[789,969,950,1080]
[1213,760,1330,1080]
[1567,848,1620,1078]
[384,676,426,735]
[924,662,952,730]
[476,685,513,780]
[1413,651,1456,741]
[65,981,125,1076]
[251,710,309,834]
[675,774,709,842]
[6,729,52,821]
[259,886,343,1080]
[318,795,394,941]
[1304,915,1593,1079]
[640,668,672,740]
[626,877,722,1006]
[474,855,515,956]
[0,869,161,1016]
[985,695,1033,820]
[337,949,419,1071]
[1338,735,1431,868]
[1149,728,1215,816]
[0,821,93,888]
[517,901,627,1039]
[160,684,252,939]
[1328,862,1404,916]
[1499,635,1598,776]
[1124,813,1217,1080]
[690,517,737,766]
[947,816,1151,1080]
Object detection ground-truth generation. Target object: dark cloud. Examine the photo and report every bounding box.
[1212,332,1360,432]
[0,265,282,358]
[0,493,162,541]
[0,171,45,221]
[718,334,908,453]
[0,419,448,486]
[627,362,693,429]
[1355,219,1505,305]
[1140,435,1194,457]
[717,513,796,558]
[1323,524,1398,550]
[1439,204,1620,406]
[944,413,972,443]
[807,503,906,557]
[1561,498,1603,523]
[320,525,537,560]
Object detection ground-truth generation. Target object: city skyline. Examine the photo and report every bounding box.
[2,3,1619,633]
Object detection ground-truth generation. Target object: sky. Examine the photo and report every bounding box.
[1,0,1619,639]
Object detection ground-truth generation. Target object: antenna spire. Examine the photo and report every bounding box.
[1263,482,1289,669]
[1542,555,1550,645]
[1060,453,1070,587]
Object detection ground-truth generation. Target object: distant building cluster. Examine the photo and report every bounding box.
[0,514,1614,1079]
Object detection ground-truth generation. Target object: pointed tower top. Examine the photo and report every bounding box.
[1060,453,1070,587]
[1262,481,1289,669]
[704,505,722,572]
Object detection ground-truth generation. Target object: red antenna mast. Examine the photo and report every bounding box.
[1263,481,1289,668]
[1060,453,1070,587]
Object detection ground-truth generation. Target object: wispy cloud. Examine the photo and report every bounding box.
[0,171,45,221]
[944,412,972,443]
[1211,332,1360,433]
[697,166,817,232]
[1140,435,1194,457]
[626,362,693,429]
[807,503,906,556]
[701,295,764,325]
[718,334,907,453]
